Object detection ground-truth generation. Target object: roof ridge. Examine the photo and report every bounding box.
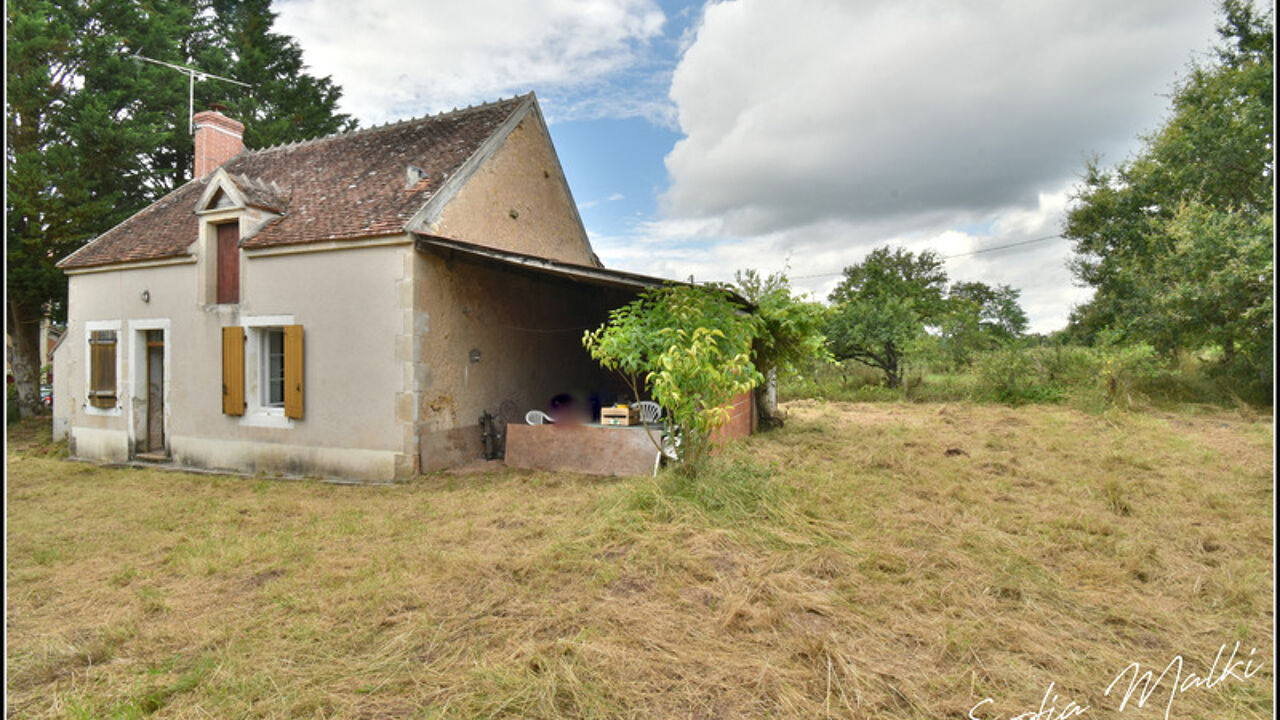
[240,94,529,158]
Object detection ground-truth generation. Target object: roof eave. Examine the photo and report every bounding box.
[412,233,752,308]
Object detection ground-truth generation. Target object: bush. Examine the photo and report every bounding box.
[782,343,1263,411]
[970,347,1058,404]
[780,360,894,402]
[583,285,762,468]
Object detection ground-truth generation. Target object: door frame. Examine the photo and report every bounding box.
[127,319,171,457]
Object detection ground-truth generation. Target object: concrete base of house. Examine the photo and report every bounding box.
[419,424,485,473]
[68,427,131,464]
[169,435,404,483]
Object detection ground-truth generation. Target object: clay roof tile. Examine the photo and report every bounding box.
[59,95,526,269]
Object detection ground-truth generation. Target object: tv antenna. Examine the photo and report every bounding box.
[129,53,252,134]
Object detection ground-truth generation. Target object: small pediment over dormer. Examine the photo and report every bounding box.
[197,169,248,212]
[196,168,290,215]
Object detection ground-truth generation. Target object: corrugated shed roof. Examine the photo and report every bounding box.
[58,96,525,269]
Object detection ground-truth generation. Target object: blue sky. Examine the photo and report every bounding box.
[551,116,676,238]
[273,0,1223,332]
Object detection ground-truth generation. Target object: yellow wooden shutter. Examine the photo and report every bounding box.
[283,325,304,419]
[222,326,245,416]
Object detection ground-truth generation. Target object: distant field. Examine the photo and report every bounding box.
[6,402,1274,719]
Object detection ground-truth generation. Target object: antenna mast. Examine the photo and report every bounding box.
[129,53,252,133]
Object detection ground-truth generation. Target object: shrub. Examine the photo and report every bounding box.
[583,285,762,467]
[971,347,1067,405]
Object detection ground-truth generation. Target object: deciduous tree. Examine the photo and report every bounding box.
[727,269,828,425]
[824,247,948,388]
[938,281,1029,366]
[583,285,762,468]
[1064,0,1272,397]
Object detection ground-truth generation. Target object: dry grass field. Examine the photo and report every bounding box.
[5,401,1274,719]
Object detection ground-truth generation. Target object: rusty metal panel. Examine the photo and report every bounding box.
[505,423,659,477]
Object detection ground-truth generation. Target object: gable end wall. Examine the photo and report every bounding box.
[432,113,594,266]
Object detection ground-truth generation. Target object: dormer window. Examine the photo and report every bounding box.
[194,169,287,307]
[216,221,240,304]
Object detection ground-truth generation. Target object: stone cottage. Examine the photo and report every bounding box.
[51,93,755,481]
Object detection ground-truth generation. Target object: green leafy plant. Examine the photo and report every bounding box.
[583,285,763,468]
[725,269,830,426]
[1064,0,1273,402]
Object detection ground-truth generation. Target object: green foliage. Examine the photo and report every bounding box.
[824,247,948,387]
[1156,202,1273,394]
[729,269,830,377]
[970,346,1081,405]
[1064,0,1273,400]
[937,281,1029,367]
[724,269,830,426]
[783,343,1243,411]
[953,282,1029,339]
[583,285,763,466]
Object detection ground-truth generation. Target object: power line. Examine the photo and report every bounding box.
[942,233,1063,258]
[790,234,1065,280]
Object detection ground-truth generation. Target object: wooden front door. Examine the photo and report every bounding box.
[146,330,165,452]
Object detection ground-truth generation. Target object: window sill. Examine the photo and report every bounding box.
[84,403,122,417]
[239,410,294,429]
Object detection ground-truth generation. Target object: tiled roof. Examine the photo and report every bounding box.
[58,96,525,269]
[229,173,290,213]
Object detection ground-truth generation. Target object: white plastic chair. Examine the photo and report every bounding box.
[525,410,555,425]
[653,430,682,475]
[632,401,662,424]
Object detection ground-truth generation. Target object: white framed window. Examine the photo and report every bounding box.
[259,326,286,410]
[84,320,122,415]
[230,315,303,427]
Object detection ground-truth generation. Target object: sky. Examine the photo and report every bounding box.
[273,0,1224,333]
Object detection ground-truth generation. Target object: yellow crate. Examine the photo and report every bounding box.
[600,406,638,426]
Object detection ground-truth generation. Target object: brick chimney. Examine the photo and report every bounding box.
[192,105,244,178]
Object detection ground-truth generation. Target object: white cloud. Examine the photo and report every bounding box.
[579,192,629,209]
[607,0,1218,332]
[273,0,668,124]
[663,0,1216,232]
